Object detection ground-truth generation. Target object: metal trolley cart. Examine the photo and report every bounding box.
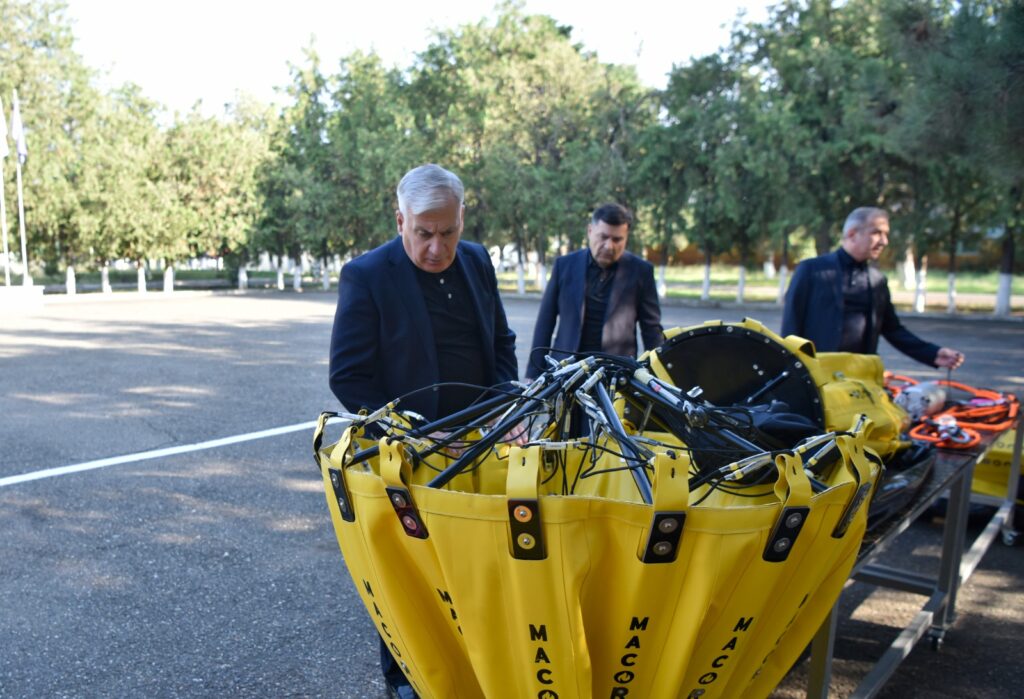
[806,421,1022,698]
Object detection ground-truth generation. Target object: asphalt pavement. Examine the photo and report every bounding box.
[0,290,1021,698]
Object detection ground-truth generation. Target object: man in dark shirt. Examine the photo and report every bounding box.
[526,203,664,378]
[329,163,518,422]
[328,163,518,699]
[781,207,964,369]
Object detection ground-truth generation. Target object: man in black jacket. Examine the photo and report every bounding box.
[781,206,964,369]
[330,164,518,421]
[329,163,518,699]
[527,203,663,378]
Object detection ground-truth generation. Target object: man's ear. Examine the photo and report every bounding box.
[395,209,404,234]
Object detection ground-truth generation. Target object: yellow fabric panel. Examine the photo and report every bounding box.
[317,423,879,699]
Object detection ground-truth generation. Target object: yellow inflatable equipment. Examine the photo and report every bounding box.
[314,319,900,698]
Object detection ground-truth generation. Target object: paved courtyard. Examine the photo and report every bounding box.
[1,290,1021,697]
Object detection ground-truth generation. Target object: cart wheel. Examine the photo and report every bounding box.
[1002,529,1018,547]
[928,629,945,651]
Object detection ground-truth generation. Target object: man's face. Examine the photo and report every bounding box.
[397,197,464,273]
[844,216,889,262]
[587,220,629,269]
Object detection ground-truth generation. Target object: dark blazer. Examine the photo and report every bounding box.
[527,249,663,378]
[329,236,518,420]
[781,250,939,366]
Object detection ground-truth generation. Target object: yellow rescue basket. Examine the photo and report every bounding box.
[314,319,885,697]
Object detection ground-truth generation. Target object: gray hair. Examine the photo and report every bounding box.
[396,164,464,216]
[843,207,888,235]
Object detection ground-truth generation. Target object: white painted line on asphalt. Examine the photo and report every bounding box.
[0,421,319,488]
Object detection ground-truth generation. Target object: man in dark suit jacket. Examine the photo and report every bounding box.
[328,163,518,699]
[526,203,664,378]
[781,206,964,369]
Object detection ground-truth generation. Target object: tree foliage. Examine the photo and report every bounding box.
[1,0,1020,283]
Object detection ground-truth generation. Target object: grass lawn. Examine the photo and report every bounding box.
[500,265,1019,293]
[497,265,1022,312]
[9,263,1020,313]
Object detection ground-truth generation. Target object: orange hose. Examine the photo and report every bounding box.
[893,378,1017,448]
[883,372,918,397]
[909,419,982,449]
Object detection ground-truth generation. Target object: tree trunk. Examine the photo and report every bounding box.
[163,264,174,293]
[736,264,746,304]
[238,266,249,291]
[995,273,1013,316]
[66,265,76,295]
[814,221,832,256]
[516,240,526,295]
[658,263,667,299]
[101,263,112,294]
[137,260,147,294]
[777,236,790,305]
[292,266,302,291]
[995,222,1015,316]
[902,248,916,290]
[701,250,712,301]
[914,255,927,313]
[276,256,285,291]
[946,214,960,314]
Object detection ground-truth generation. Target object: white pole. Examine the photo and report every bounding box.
[0,159,9,286]
[14,147,30,286]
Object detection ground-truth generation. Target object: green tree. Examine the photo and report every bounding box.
[883,0,1001,312]
[409,5,651,287]
[324,51,419,262]
[737,0,904,254]
[662,54,739,299]
[164,101,271,271]
[0,0,98,276]
[253,50,331,285]
[75,84,178,283]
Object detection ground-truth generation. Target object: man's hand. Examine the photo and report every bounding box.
[503,421,529,446]
[935,347,965,370]
[429,431,470,458]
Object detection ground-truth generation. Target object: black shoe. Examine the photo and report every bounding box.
[386,683,417,699]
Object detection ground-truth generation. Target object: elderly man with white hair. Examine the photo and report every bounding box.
[330,163,518,422]
[328,164,518,699]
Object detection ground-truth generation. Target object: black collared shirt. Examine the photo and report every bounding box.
[836,248,873,353]
[579,254,618,353]
[413,259,487,417]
